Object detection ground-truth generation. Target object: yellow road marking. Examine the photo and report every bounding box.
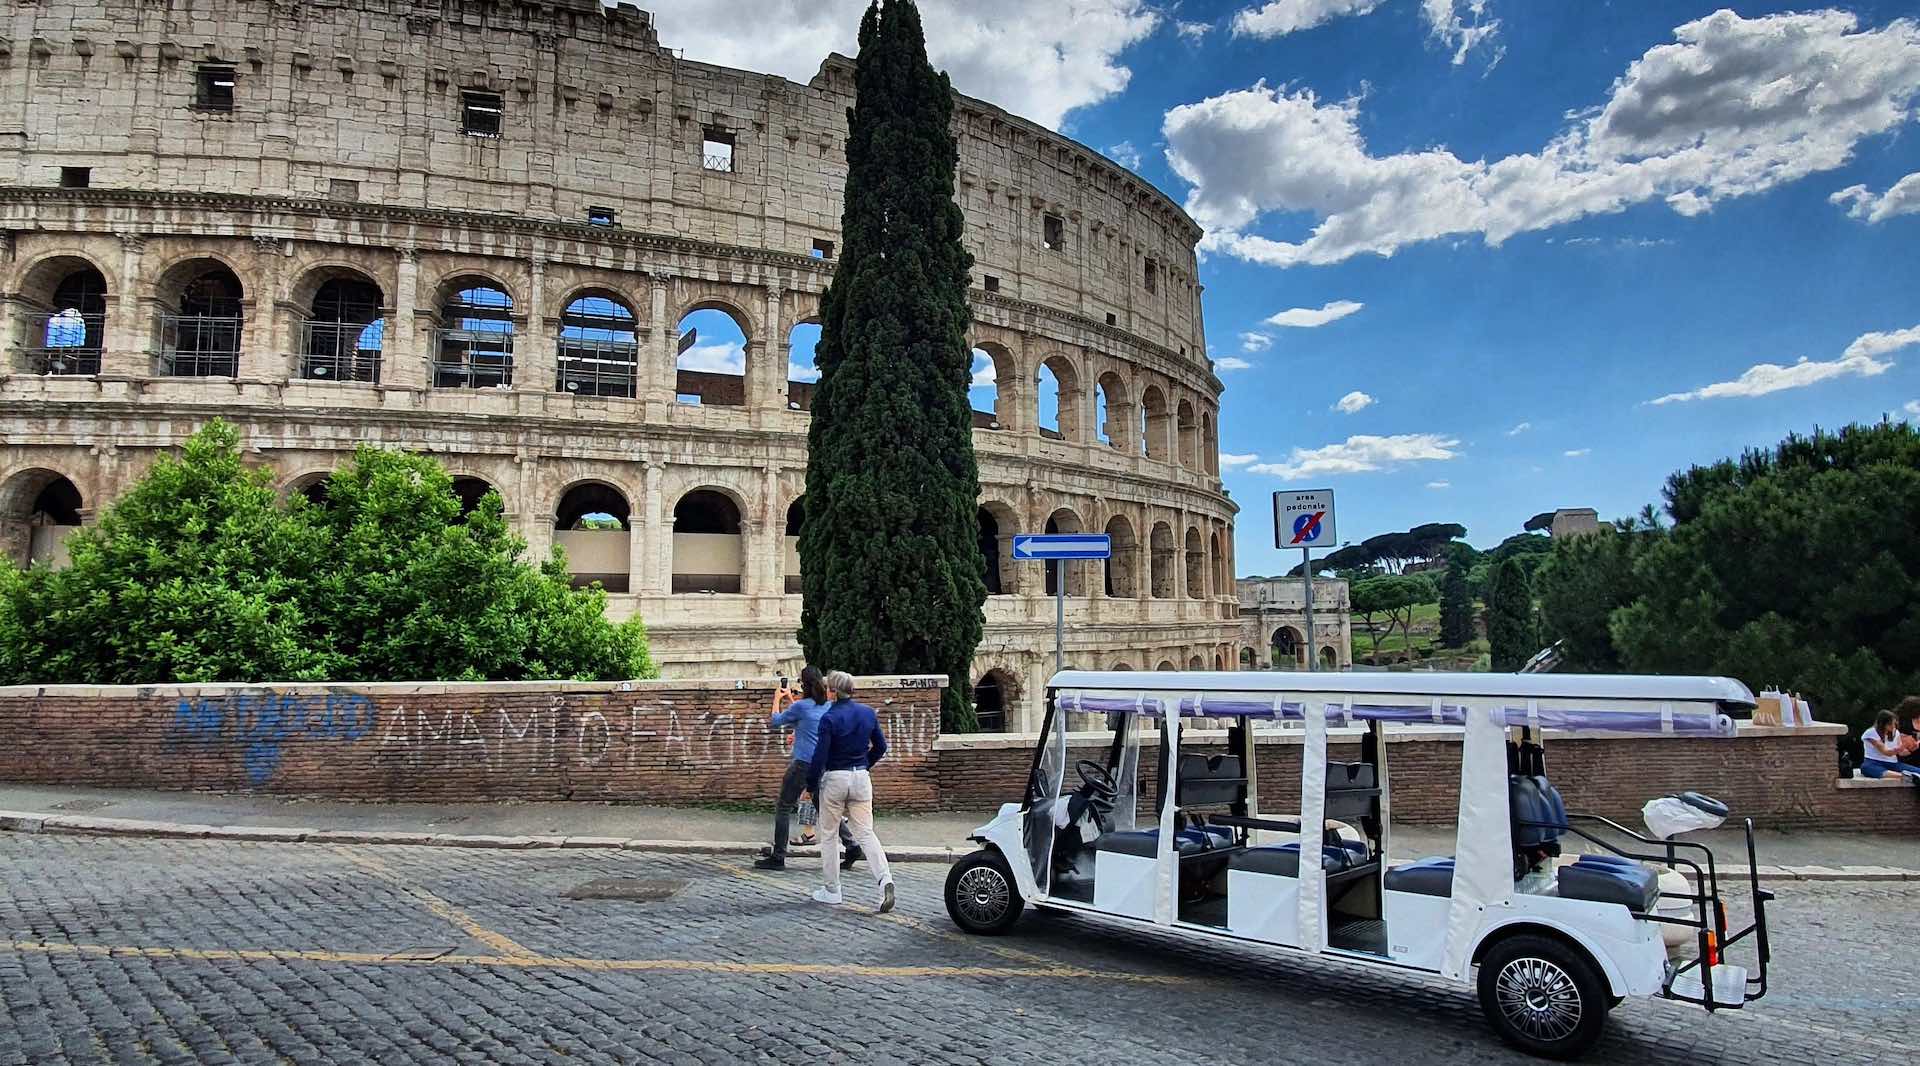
[0,939,1187,983]
[342,851,539,960]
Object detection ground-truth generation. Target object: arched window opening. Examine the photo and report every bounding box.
[1320,646,1339,670]
[676,306,748,407]
[555,482,631,593]
[1238,646,1255,668]
[160,262,244,377]
[784,497,806,594]
[1042,508,1085,596]
[1155,660,1177,672]
[1177,399,1199,469]
[1109,662,1134,671]
[302,275,386,383]
[1035,355,1079,441]
[26,266,107,376]
[2,471,83,568]
[450,477,495,517]
[557,292,638,398]
[972,669,1015,733]
[1212,530,1230,598]
[1272,626,1302,669]
[1036,363,1063,438]
[672,489,743,593]
[1187,655,1205,670]
[1149,521,1174,599]
[1214,652,1227,670]
[1095,372,1128,450]
[969,347,1003,429]
[977,506,1005,595]
[291,475,332,508]
[1103,514,1137,598]
[1140,386,1170,461]
[435,279,514,389]
[786,322,822,411]
[1184,526,1206,600]
[1202,411,1219,475]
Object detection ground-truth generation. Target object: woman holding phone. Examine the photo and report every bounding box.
[758,667,858,869]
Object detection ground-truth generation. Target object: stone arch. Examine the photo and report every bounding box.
[14,249,114,308]
[1108,661,1134,671]
[0,466,85,568]
[433,274,517,389]
[1102,513,1137,597]
[1211,528,1229,598]
[449,476,496,517]
[1035,351,1081,441]
[1155,660,1177,672]
[1272,625,1304,668]
[153,256,245,378]
[281,468,335,507]
[1238,646,1255,668]
[1319,646,1339,670]
[557,288,639,398]
[15,254,110,375]
[1095,370,1130,451]
[297,265,387,383]
[1177,398,1199,469]
[1149,520,1175,599]
[786,320,822,411]
[1139,384,1170,461]
[555,479,632,592]
[972,667,1018,732]
[978,499,1019,595]
[672,487,745,593]
[1043,505,1086,596]
[675,301,752,407]
[970,342,1016,430]
[783,495,806,594]
[1184,525,1205,599]
[1201,409,1219,476]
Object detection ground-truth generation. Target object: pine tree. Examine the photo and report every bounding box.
[798,0,985,731]
[1486,558,1538,672]
[1438,563,1473,647]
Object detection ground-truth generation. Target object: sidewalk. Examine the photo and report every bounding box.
[0,783,1913,878]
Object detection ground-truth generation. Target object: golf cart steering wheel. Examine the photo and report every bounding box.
[1076,759,1117,799]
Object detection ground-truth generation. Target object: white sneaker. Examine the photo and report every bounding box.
[812,886,844,905]
[878,881,896,914]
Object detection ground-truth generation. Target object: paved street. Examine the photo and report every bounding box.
[0,835,1911,1065]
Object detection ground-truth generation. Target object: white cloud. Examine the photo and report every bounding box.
[788,361,822,383]
[1333,390,1375,414]
[970,351,997,387]
[1246,433,1461,479]
[1167,11,1920,268]
[1106,140,1142,170]
[1905,400,1920,418]
[1215,356,1254,371]
[1506,421,1532,436]
[1426,480,1451,489]
[679,342,745,375]
[1220,452,1260,467]
[1563,448,1591,458]
[1231,0,1383,40]
[1239,331,1273,352]
[1832,171,1920,222]
[645,1,1159,131]
[1647,324,1918,404]
[1176,19,1213,43]
[1263,300,1364,328]
[1421,0,1502,66]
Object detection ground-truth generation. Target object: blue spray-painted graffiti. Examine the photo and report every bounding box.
[170,691,379,785]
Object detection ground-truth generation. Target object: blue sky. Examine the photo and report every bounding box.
[651,1,1920,575]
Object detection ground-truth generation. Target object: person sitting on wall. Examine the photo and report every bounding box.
[1899,697,1920,771]
[756,666,856,871]
[1859,710,1920,781]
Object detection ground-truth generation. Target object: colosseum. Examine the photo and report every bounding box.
[0,0,1259,731]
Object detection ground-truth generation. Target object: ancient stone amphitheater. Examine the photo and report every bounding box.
[0,0,1240,730]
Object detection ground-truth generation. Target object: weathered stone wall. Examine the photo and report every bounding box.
[0,677,945,808]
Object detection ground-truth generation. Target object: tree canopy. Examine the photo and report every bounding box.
[0,421,655,685]
[1486,558,1537,672]
[797,0,985,731]
[1350,573,1437,665]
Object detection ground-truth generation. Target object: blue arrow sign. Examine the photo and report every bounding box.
[1012,533,1112,561]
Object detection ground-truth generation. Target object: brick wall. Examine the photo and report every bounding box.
[0,678,945,810]
[934,725,1916,834]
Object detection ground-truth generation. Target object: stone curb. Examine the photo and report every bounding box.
[0,810,960,863]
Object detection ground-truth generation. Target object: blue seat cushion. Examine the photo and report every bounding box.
[1229,842,1352,877]
[1095,829,1211,858]
[1383,857,1455,897]
[1558,857,1659,911]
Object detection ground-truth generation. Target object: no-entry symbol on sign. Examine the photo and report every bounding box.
[1273,489,1336,550]
[1291,510,1326,544]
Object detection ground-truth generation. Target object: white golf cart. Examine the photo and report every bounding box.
[945,671,1773,1059]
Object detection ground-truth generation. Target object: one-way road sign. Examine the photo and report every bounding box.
[1012,534,1112,561]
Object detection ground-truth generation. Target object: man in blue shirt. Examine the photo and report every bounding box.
[806,671,895,912]
[756,667,856,871]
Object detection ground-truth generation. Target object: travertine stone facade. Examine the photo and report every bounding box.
[0,0,1243,731]
[1235,577,1354,671]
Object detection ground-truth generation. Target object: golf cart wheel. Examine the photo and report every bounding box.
[945,849,1024,935]
[1477,933,1609,1060]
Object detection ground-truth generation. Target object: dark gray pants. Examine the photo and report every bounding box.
[771,759,855,860]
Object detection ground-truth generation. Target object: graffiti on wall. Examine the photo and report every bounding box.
[170,690,378,784]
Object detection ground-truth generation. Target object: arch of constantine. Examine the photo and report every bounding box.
[0,0,1251,730]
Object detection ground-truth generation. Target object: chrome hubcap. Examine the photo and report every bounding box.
[1495,957,1583,1043]
[954,865,1011,926]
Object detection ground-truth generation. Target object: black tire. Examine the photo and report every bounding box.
[945,849,1024,935]
[1476,933,1611,1060]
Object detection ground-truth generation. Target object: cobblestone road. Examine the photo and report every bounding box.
[0,835,1911,1065]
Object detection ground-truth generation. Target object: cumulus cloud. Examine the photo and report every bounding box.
[1167,10,1920,268]
[1563,448,1591,457]
[1906,400,1920,418]
[970,351,998,387]
[1506,421,1532,436]
[1231,0,1383,40]
[1426,480,1451,489]
[1263,300,1364,328]
[1333,390,1376,414]
[1421,0,1502,66]
[1215,356,1254,371]
[1176,19,1213,43]
[1832,172,1920,222]
[1247,433,1461,479]
[1240,331,1274,351]
[1106,140,1142,170]
[1647,324,1918,405]
[1220,452,1260,467]
[788,360,821,383]
[679,342,745,375]
[646,0,1159,130]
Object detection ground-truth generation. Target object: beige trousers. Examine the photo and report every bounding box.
[817,768,892,892]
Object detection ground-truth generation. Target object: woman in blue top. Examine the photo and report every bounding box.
[757,667,857,869]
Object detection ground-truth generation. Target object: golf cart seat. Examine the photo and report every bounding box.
[1557,856,1660,911]
[1228,841,1363,877]
[1383,857,1455,897]
[1095,829,1212,858]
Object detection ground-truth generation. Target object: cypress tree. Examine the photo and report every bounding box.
[798,0,984,731]
[1438,563,1473,647]
[1486,559,1537,672]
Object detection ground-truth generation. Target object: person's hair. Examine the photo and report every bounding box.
[1875,709,1897,735]
[1898,695,1920,728]
[798,665,828,704]
[824,670,855,698]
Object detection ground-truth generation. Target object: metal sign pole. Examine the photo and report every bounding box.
[1301,546,1314,671]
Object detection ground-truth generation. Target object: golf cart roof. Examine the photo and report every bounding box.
[1047,671,1757,736]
